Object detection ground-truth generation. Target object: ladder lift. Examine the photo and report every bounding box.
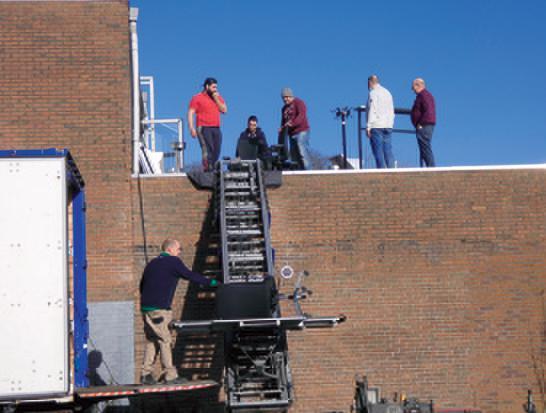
[174,160,345,412]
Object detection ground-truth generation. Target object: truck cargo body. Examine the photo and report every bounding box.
[0,149,87,405]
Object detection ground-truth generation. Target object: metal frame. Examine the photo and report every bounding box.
[138,75,186,173]
[173,159,345,412]
[72,184,88,388]
[140,76,156,150]
[354,106,414,169]
[172,316,343,334]
[140,118,185,172]
[334,107,352,170]
[256,160,274,279]
[217,159,271,283]
[218,162,229,282]
[353,375,435,413]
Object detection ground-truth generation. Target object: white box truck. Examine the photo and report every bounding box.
[0,149,88,411]
[0,149,214,413]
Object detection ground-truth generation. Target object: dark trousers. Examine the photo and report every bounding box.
[197,126,222,171]
[277,128,290,161]
[416,125,435,167]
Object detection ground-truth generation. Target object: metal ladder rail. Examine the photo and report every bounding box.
[218,161,230,284]
[220,160,268,283]
[255,159,274,280]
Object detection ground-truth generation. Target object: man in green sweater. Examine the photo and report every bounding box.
[140,239,218,385]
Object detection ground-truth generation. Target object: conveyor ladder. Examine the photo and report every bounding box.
[173,160,344,412]
[216,160,291,412]
[217,160,274,284]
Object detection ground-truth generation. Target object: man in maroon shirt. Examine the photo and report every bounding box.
[187,77,227,171]
[411,78,436,167]
[279,87,311,170]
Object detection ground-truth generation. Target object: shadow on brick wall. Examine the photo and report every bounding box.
[139,198,224,413]
[131,180,224,412]
[178,197,224,412]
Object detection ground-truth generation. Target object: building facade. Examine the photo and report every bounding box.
[0,2,544,412]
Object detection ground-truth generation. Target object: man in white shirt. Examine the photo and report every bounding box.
[366,75,395,168]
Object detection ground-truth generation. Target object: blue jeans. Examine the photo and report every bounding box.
[416,125,435,167]
[370,128,394,168]
[289,131,311,170]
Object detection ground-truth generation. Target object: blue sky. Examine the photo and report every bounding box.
[131,0,546,168]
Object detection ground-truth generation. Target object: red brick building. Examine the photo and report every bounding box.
[0,2,544,412]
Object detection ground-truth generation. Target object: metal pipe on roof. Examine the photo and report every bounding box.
[176,118,184,171]
[357,108,363,169]
[130,8,140,175]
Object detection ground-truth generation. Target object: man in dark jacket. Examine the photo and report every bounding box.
[140,239,217,384]
[236,115,271,167]
[279,87,311,170]
[411,78,436,167]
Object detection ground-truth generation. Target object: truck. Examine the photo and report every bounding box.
[0,149,215,413]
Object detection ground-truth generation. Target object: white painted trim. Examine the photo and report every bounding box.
[132,173,188,179]
[131,163,546,180]
[282,164,546,176]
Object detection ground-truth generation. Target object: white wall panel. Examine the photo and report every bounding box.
[0,158,69,399]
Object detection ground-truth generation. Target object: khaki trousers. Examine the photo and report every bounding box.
[141,309,178,381]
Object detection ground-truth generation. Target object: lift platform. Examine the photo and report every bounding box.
[176,160,345,412]
[171,315,343,334]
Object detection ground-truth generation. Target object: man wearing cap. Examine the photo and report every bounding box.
[187,77,227,171]
[140,239,218,385]
[279,88,311,170]
[366,75,395,169]
[411,78,436,167]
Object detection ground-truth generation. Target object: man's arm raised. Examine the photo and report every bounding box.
[212,92,227,113]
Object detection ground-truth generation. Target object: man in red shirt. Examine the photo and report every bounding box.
[187,77,227,171]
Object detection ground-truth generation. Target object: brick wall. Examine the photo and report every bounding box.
[132,176,225,412]
[132,170,546,413]
[0,0,134,301]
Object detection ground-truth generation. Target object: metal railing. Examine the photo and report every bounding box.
[137,75,186,174]
[355,106,414,170]
[140,118,185,173]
